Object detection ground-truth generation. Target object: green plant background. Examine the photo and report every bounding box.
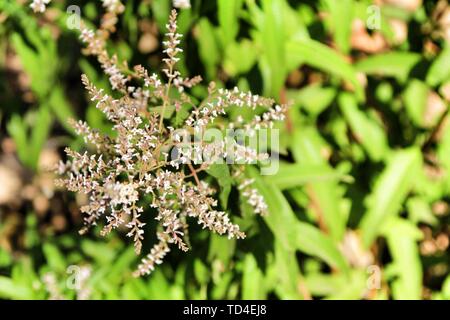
[0,0,449,300]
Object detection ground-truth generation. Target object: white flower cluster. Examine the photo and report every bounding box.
[102,0,123,13]
[30,0,50,13]
[173,0,191,9]
[103,61,128,90]
[58,9,286,276]
[134,233,170,276]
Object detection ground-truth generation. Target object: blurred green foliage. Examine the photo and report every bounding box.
[0,0,449,300]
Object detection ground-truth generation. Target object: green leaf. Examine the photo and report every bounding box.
[81,240,116,265]
[224,40,257,76]
[173,103,193,127]
[259,0,287,98]
[403,79,429,127]
[0,248,12,267]
[0,276,34,300]
[242,254,265,299]
[406,197,437,226]
[211,270,233,300]
[355,52,421,83]
[249,167,349,273]
[437,116,450,194]
[247,167,298,251]
[322,0,353,54]
[195,18,220,80]
[208,233,236,266]
[287,39,364,101]
[217,0,242,47]
[48,87,76,133]
[147,269,172,299]
[441,275,450,299]
[122,279,148,299]
[269,162,346,190]
[194,259,210,285]
[6,114,29,167]
[306,270,367,299]
[426,45,450,87]
[324,270,366,299]
[10,29,57,98]
[7,106,52,171]
[287,84,337,117]
[291,127,347,241]
[359,147,422,248]
[206,163,232,208]
[296,222,350,274]
[304,272,343,297]
[24,214,39,249]
[375,81,394,103]
[108,248,137,280]
[30,105,52,170]
[382,218,423,300]
[42,243,66,273]
[151,0,170,31]
[338,93,388,161]
[270,240,304,299]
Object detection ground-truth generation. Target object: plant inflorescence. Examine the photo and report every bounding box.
[56,5,287,276]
